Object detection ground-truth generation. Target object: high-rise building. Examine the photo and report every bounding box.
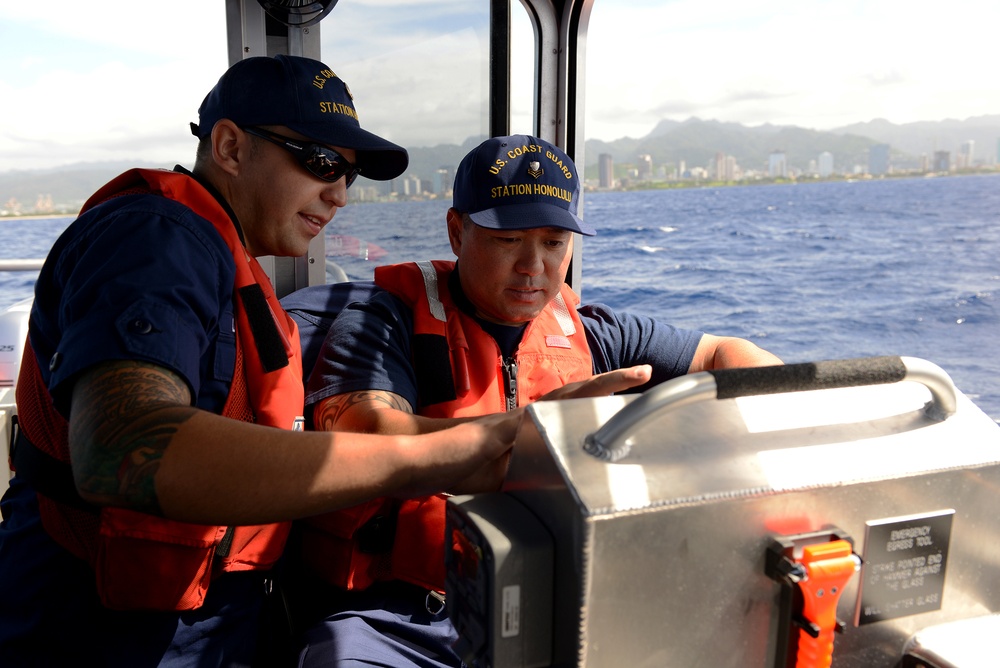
[933,151,951,172]
[958,140,975,169]
[768,151,786,178]
[868,144,890,175]
[726,155,739,181]
[433,167,452,196]
[598,153,614,188]
[637,154,653,180]
[364,179,395,198]
[402,174,421,197]
[714,152,726,180]
[818,151,834,177]
[714,152,738,181]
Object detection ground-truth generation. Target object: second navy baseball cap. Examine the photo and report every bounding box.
[453,134,594,236]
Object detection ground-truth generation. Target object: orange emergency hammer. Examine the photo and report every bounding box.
[794,539,860,668]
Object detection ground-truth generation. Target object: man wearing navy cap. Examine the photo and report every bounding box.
[287,135,782,667]
[0,56,520,667]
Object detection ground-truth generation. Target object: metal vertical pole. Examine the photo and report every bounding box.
[224,0,326,294]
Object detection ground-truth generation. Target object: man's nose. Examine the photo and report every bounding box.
[514,244,545,276]
[321,177,349,207]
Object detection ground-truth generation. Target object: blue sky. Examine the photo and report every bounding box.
[1,0,996,171]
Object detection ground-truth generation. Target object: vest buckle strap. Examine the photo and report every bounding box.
[425,589,446,615]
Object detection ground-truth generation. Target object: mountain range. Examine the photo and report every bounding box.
[583,115,1000,175]
[2,116,998,211]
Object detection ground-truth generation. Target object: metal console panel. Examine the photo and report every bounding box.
[490,362,1000,667]
[901,613,1000,667]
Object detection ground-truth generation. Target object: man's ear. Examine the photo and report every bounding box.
[211,120,245,176]
[446,208,464,256]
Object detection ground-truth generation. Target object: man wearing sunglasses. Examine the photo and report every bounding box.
[0,55,521,667]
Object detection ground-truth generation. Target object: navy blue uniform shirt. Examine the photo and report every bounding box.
[0,185,271,667]
[280,281,704,413]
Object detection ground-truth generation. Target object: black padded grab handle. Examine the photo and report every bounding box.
[583,356,957,462]
[709,356,907,400]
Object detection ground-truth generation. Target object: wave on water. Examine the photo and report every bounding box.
[582,175,1000,420]
[3,175,1000,420]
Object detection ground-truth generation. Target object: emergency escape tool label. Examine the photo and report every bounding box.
[855,509,954,625]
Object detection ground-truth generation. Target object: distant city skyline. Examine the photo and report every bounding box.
[3,134,996,217]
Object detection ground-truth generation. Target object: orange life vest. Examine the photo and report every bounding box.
[13,168,304,611]
[299,260,592,592]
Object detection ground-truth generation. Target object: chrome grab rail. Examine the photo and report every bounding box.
[583,356,958,462]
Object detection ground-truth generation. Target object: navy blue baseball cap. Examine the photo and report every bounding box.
[192,55,408,181]
[453,135,595,236]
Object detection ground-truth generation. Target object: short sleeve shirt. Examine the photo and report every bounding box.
[30,190,238,415]
[300,286,703,411]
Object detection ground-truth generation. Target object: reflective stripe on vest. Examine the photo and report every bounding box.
[299,260,592,592]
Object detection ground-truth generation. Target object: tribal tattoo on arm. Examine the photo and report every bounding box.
[68,360,197,516]
[314,390,413,433]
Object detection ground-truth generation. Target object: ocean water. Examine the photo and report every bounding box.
[582,175,1000,421]
[3,173,998,419]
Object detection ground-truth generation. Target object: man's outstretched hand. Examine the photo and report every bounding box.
[537,364,653,402]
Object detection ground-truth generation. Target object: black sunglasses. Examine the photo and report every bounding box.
[242,126,361,187]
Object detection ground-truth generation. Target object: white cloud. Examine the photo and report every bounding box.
[584,0,1000,138]
[325,27,487,148]
[0,1,223,55]
[0,0,996,170]
[0,1,226,170]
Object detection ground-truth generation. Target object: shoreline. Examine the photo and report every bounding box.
[0,213,77,222]
[1,170,996,215]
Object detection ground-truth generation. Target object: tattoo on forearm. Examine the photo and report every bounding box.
[315,391,412,432]
[69,361,195,515]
